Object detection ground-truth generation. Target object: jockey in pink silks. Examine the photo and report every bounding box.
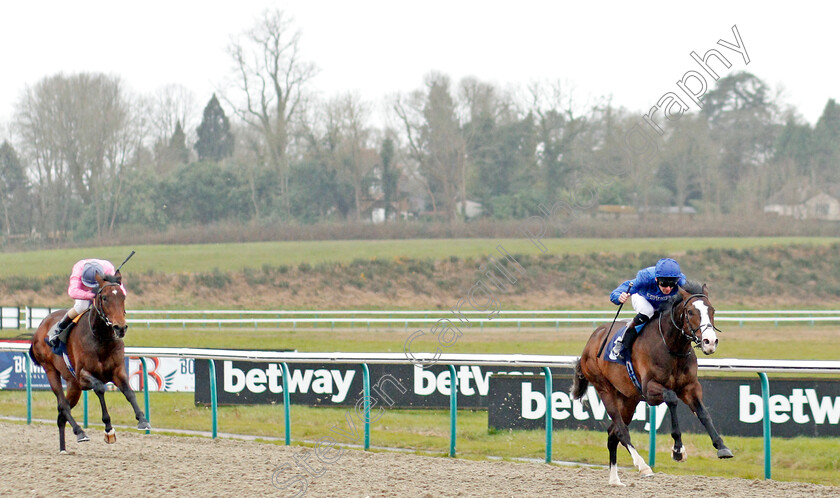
[46,259,127,349]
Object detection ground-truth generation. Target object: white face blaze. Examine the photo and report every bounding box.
[692,300,717,354]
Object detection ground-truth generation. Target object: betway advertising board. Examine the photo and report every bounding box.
[0,350,51,390]
[488,375,840,437]
[0,351,193,392]
[194,360,541,408]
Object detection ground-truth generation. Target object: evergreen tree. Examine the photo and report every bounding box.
[380,137,398,221]
[0,140,30,235]
[813,99,840,182]
[169,121,190,164]
[195,94,234,161]
[773,117,812,178]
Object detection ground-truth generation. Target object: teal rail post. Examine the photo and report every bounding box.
[25,353,32,424]
[140,358,151,435]
[208,360,218,438]
[282,363,291,445]
[542,367,553,463]
[362,364,370,450]
[83,391,89,428]
[758,372,771,479]
[448,364,458,457]
[648,404,656,467]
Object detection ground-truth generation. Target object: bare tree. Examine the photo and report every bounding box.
[325,93,374,220]
[527,81,587,202]
[231,123,269,220]
[14,73,142,238]
[149,84,198,144]
[659,115,713,213]
[394,73,465,222]
[224,9,317,217]
[146,84,197,171]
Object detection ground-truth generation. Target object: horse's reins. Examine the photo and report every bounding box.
[659,293,723,357]
[90,282,123,337]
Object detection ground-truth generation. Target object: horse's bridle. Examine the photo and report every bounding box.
[90,282,124,335]
[661,293,723,356]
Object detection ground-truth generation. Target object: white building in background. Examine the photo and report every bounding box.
[456,200,483,220]
[764,183,840,221]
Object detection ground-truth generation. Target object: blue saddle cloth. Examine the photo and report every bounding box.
[603,322,643,395]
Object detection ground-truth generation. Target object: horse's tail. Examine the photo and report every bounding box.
[28,344,41,367]
[570,358,589,400]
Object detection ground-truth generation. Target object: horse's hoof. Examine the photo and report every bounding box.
[718,447,734,459]
[673,446,687,462]
[137,421,151,430]
[640,467,654,477]
[104,429,116,444]
[77,433,90,443]
[59,450,68,455]
[609,480,626,487]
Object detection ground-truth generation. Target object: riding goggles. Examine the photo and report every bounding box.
[656,278,679,288]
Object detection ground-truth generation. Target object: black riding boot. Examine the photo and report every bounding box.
[47,314,75,348]
[610,313,650,360]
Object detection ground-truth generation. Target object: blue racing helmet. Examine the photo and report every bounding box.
[81,262,104,288]
[654,258,681,278]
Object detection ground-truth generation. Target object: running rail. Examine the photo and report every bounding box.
[9,306,840,330]
[2,343,839,480]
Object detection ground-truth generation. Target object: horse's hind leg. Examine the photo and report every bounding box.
[664,390,686,462]
[602,391,652,486]
[83,373,116,443]
[46,370,88,453]
[63,381,89,444]
[607,432,624,486]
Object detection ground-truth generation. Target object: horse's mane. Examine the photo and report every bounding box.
[659,280,705,314]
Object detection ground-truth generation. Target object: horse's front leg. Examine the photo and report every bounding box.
[111,370,151,430]
[81,371,116,443]
[643,380,686,462]
[663,390,686,462]
[680,382,733,459]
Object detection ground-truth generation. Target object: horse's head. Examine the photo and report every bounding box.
[678,284,719,355]
[94,271,128,340]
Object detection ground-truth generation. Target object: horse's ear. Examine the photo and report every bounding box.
[114,270,122,283]
[95,272,106,286]
[702,283,709,296]
[678,286,690,299]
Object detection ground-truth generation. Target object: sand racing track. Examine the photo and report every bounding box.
[1,421,837,497]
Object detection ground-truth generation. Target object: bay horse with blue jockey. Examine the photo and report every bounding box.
[571,278,732,486]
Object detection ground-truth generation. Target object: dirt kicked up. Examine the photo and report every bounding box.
[1,421,836,497]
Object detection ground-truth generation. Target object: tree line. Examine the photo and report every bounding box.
[2,9,838,243]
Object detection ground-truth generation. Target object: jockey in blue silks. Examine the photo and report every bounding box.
[608,258,687,360]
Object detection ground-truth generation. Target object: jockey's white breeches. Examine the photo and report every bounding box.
[631,294,655,318]
[73,299,92,314]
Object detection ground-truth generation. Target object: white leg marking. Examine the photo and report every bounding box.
[609,463,625,486]
[627,443,653,476]
[674,445,687,462]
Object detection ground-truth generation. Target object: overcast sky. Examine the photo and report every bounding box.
[0,1,835,135]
